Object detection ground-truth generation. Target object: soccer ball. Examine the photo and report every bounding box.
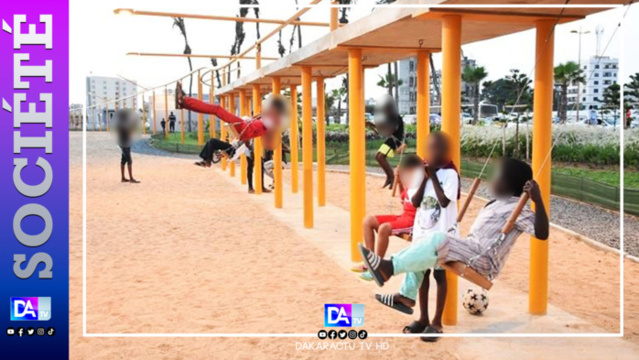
[462,288,489,315]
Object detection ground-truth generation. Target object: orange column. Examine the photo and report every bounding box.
[441,15,462,326]
[197,70,204,146]
[152,92,156,135]
[210,72,216,139]
[272,77,283,208]
[348,48,364,262]
[164,87,169,139]
[301,67,314,228]
[229,94,236,177]
[530,19,554,315]
[316,77,326,207]
[252,84,263,194]
[141,93,146,135]
[416,50,431,159]
[289,86,299,193]
[220,96,227,171]
[239,89,248,185]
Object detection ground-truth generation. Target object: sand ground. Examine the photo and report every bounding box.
[70,133,639,359]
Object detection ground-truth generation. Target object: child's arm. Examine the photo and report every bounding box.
[426,166,451,208]
[411,169,428,208]
[523,180,549,240]
[396,167,405,193]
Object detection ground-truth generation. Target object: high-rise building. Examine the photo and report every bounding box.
[568,56,618,110]
[397,56,475,115]
[86,76,139,130]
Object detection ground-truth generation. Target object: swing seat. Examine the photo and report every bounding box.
[441,261,493,290]
[395,233,412,241]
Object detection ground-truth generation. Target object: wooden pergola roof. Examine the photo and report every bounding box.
[217,0,625,95]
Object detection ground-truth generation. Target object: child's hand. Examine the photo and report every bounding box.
[523,180,542,203]
[424,165,436,178]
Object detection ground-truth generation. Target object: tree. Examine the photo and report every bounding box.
[377,73,403,95]
[172,17,193,132]
[505,69,532,157]
[482,79,510,111]
[625,73,639,127]
[602,83,620,128]
[554,61,585,122]
[462,65,488,124]
[331,88,347,124]
[325,92,336,124]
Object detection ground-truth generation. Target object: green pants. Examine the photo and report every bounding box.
[392,231,446,300]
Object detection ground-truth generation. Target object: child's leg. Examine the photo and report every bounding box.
[417,269,432,326]
[120,148,129,182]
[376,222,392,258]
[391,232,446,276]
[362,215,380,252]
[200,138,232,162]
[375,151,394,187]
[399,270,425,305]
[430,269,447,331]
[247,156,255,192]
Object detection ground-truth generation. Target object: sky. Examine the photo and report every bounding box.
[69,0,639,105]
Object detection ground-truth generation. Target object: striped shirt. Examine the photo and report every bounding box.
[436,196,536,279]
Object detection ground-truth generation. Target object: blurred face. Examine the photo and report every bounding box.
[489,161,511,198]
[398,167,418,188]
[425,135,449,167]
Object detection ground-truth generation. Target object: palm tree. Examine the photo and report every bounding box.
[377,73,403,95]
[505,69,532,157]
[554,61,585,122]
[172,17,193,131]
[462,65,488,124]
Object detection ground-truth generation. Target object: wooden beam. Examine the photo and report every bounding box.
[337,45,441,53]
[114,9,330,27]
[127,52,279,61]
[414,8,585,24]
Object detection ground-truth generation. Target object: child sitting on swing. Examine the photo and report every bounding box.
[175,81,290,167]
[374,132,460,341]
[352,154,423,279]
[358,157,549,341]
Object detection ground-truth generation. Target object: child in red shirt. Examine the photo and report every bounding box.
[353,154,423,275]
[175,82,289,166]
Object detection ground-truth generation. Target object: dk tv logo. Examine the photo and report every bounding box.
[10,297,51,321]
[324,304,364,327]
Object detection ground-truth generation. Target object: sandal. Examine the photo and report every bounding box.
[420,326,443,342]
[403,321,427,334]
[374,294,413,315]
[359,244,385,287]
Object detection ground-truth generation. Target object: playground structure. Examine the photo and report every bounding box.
[78,0,630,328]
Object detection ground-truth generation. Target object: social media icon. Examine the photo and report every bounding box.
[37,328,45,336]
[348,330,357,339]
[10,297,52,321]
[358,330,367,339]
[26,327,35,336]
[338,330,347,339]
[318,330,327,340]
[47,327,55,336]
[328,330,337,340]
[17,327,25,337]
[6,327,15,336]
[324,304,365,327]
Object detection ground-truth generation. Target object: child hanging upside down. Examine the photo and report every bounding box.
[352,154,423,279]
[175,81,290,167]
[358,157,549,340]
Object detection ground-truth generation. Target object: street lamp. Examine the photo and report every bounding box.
[570,27,590,123]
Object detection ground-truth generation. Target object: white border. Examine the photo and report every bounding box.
[82,3,626,338]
